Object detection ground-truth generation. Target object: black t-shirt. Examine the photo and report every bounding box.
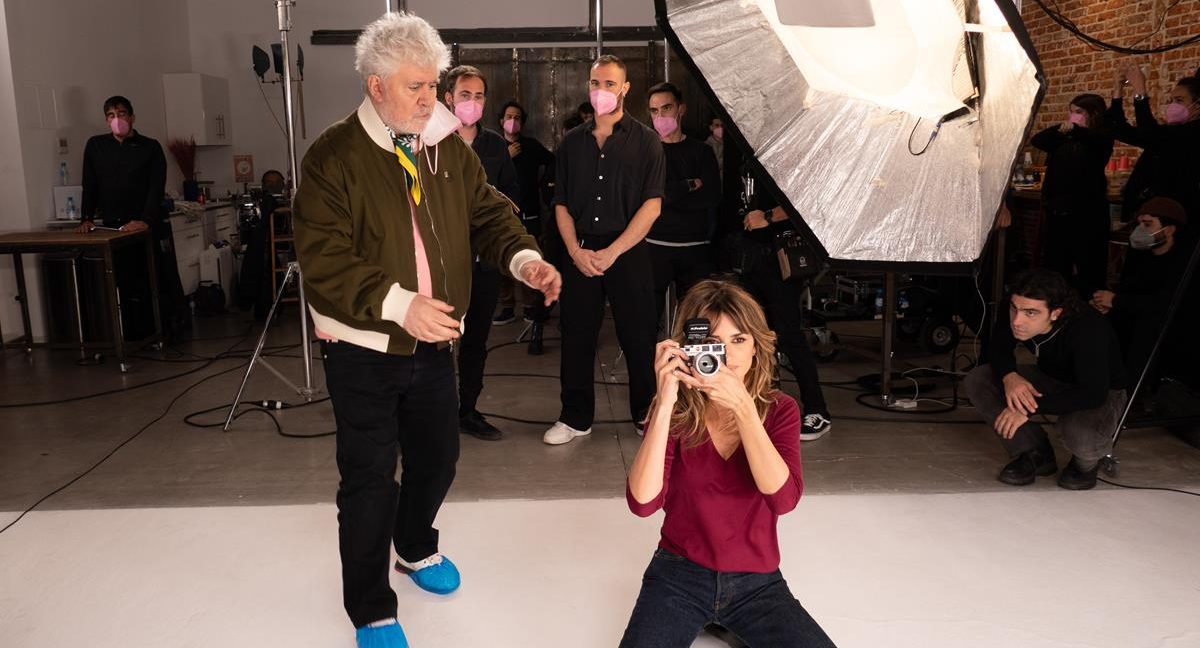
[510,135,554,218]
[553,113,665,237]
[81,131,167,225]
[648,136,721,244]
[1030,124,1113,213]
[469,127,519,204]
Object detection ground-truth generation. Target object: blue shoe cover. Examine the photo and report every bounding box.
[356,619,409,648]
[397,554,460,595]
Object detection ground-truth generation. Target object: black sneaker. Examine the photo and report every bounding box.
[492,308,516,326]
[800,413,831,441]
[1057,456,1099,490]
[998,445,1057,486]
[459,410,502,441]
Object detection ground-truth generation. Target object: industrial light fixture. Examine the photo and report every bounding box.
[658,0,1044,268]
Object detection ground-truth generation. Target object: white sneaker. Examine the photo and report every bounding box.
[543,421,591,445]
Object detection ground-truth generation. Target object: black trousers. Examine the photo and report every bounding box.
[323,341,460,628]
[964,364,1127,467]
[559,237,657,429]
[740,245,829,415]
[649,242,716,332]
[457,260,501,416]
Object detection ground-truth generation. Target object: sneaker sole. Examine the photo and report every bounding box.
[799,428,830,442]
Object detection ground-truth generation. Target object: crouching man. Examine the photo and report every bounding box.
[964,269,1127,490]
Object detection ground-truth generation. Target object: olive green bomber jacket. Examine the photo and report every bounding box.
[293,98,541,355]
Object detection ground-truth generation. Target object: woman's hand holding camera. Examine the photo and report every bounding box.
[692,365,755,419]
[654,340,690,405]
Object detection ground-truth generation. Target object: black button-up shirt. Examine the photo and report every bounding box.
[553,113,665,237]
[81,130,167,225]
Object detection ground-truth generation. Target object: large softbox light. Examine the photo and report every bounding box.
[657,0,1044,269]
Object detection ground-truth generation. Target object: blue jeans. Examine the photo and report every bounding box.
[619,549,837,648]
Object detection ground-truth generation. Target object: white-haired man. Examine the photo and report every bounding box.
[292,13,561,647]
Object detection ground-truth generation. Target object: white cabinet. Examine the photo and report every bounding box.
[163,73,232,146]
[170,203,239,297]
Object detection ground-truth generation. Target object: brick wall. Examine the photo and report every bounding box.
[1020,0,1200,162]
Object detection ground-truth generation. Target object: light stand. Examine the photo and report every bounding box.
[223,262,314,430]
[223,1,316,431]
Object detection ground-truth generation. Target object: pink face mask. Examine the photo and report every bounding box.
[653,116,678,139]
[1068,112,1087,127]
[1165,101,1193,125]
[589,89,619,116]
[109,117,131,137]
[712,126,723,140]
[453,100,483,126]
[502,117,521,135]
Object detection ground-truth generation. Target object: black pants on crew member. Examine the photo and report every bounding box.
[559,236,657,429]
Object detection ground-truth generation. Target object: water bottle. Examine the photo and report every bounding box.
[66,196,78,220]
[874,289,883,316]
[58,162,69,186]
[898,291,910,312]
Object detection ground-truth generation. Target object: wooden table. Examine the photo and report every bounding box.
[0,228,162,372]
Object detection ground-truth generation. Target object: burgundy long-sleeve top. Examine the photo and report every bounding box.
[626,393,804,573]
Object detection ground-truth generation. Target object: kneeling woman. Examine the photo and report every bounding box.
[621,279,836,648]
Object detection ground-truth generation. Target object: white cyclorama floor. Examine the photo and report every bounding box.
[1,492,1198,648]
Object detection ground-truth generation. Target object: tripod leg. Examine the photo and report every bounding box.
[224,264,295,431]
[294,262,314,398]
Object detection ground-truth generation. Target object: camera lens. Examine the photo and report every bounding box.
[694,353,718,376]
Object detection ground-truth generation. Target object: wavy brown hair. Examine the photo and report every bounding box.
[662,279,778,449]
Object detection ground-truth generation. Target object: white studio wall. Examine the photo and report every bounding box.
[0,0,192,341]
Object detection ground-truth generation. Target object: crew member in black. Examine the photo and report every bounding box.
[77,95,179,338]
[1091,197,1191,388]
[964,269,1128,490]
[738,167,833,441]
[77,96,166,233]
[544,54,665,445]
[1109,66,1200,219]
[445,66,521,442]
[495,99,556,354]
[1029,93,1113,298]
[645,82,720,332]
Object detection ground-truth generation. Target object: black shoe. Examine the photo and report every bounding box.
[492,308,516,326]
[1057,456,1099,490]
[527,322,544,356]
[998,446,1057,486]
[800,412,832,441]
[459,410,502,441]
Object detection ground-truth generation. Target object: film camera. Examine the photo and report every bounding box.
[682,318,726,377]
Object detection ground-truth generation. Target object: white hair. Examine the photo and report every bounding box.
[354,12,451,83]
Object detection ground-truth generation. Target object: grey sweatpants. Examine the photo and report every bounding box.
[964,364,1127,467]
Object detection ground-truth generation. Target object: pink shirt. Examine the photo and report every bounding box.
[626,393,805,573]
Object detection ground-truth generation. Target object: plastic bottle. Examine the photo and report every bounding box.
[58,162,69,186]
[66,196,77,220]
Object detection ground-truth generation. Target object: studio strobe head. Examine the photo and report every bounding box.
[682,318,726,377]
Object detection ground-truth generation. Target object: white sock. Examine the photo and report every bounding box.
[396,553,442,571]
[367,618,397,629]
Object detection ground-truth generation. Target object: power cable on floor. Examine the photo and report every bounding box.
[1097,478,1200,497]
[0,335,253,536]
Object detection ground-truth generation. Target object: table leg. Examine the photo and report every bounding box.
[13,252,33,354]
[101,244,128,372]
[143,233,163,349]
